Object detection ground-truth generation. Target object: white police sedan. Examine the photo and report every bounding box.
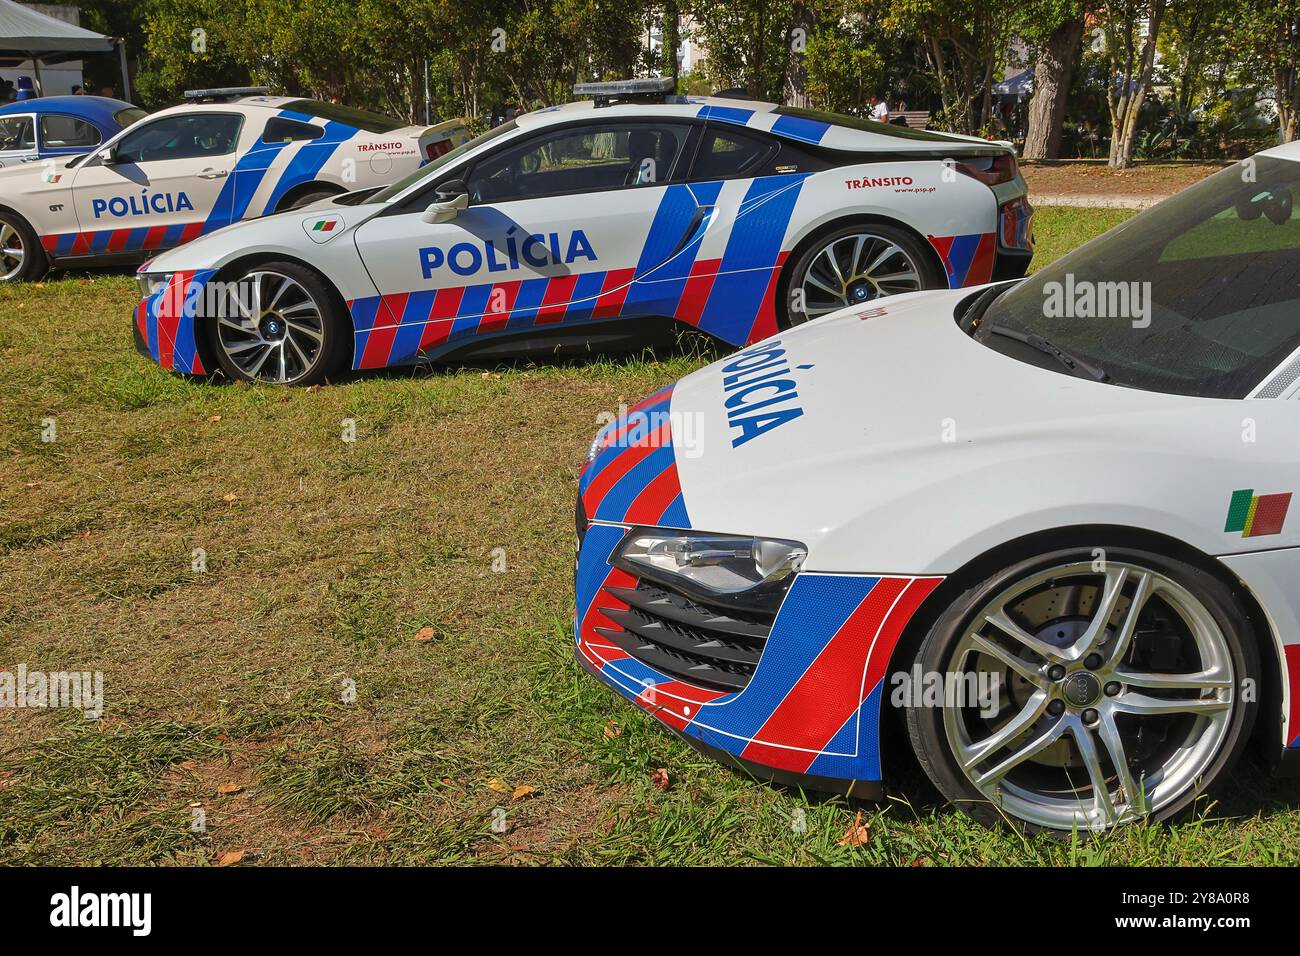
[129,79,1033,384]
[0,87,467,282]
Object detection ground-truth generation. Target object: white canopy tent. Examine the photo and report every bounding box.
[0,0,130,100]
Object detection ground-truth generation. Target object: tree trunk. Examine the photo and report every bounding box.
[783,1,812,107]
[1108,0,1167,169]
[1023,16,1085,159]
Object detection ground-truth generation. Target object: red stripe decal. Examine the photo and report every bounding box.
[738,577,912,772]
[106,229,131,254]
[143,226,168,250]
[40,234,59,253]
[581,421,671,517]
[592,268,635,319]
[178,222,204,246]
[70,232,93,257]
[478,280,521,333]
[746,251,789,344]
[964,233,996,287]
[1287,645,1300,746]
[534,274,580,325]
[675,258,720,327]
[622,461,683,525]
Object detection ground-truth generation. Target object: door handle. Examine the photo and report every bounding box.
[198,168,228,179]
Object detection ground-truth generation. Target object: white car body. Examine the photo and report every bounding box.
[0,92,466,269]
[131,93,1033,375]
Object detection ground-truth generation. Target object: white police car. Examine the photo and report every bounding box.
[0,87,467,282]
[130,79,1033,385]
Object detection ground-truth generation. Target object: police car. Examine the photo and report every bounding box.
[129,79,1032,384]
[0,96,146,167]
[0,87,468,282]
[575,143,1300,833]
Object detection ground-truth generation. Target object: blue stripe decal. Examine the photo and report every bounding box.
[657,493,689,529]
[562,270,609,323]
[575,524,625,632]
[770,114,831,144]
[701,574,880,740]
[804,687,882,777]
[450,283,492,337]
[593,442,675,522]
[349,296,382,332]
[696,175,805,342]
[580,392,673,493]
[697,105,755,126]
[124,227,149,252]
[54,233,75,256]
[261,120,359,214]
[505,276,550,330]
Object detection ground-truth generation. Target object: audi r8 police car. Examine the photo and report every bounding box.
[129,79,1032,384]
[0,87,467,282]
[575,142,1300,833]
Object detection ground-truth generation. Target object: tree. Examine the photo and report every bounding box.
[804,20,885,113]
[1232,0,1300,142]
[866,0,1016,134]
[692,0,794,99]
[1020,1,1087,159]
[1096,0,1168,168]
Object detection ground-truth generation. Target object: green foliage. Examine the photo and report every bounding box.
[804,24,885,114]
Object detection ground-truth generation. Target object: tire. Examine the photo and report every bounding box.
[782,221,944,328]
[206,261,348,386]
[904,546,1258,834]
[0,208,48,282]
[280,187,339,212]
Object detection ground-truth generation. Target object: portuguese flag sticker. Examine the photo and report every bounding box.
[1225,489,1292,537]
[303,214,344,243]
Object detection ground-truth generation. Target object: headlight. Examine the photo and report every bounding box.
[136,272,170,298]
[615,529,807,614]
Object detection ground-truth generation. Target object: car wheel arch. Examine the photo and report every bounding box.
[775,213,949,322]
[272,180,347,213]
[874,522,1285,787]
[201,252,356,374]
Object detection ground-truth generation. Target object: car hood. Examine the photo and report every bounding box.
[141,199,386,274]
[662,287,1264,573]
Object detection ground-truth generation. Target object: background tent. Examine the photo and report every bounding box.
[0,0,130,100]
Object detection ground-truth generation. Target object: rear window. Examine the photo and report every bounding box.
[114,107,148,128]
[693,127,772,178]
[281,99,405,133]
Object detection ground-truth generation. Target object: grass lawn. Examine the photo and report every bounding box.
[3,206,1298,866]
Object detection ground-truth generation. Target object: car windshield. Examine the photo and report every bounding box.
[976,156,1300,399]
[369,120,518,203]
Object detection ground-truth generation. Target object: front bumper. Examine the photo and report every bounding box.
[132,269,217,375]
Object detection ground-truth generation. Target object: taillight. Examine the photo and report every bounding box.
[955,153,1017,186]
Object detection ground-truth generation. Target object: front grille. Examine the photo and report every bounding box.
[595,579,774,692]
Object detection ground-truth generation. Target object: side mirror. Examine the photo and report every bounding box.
[421,179,468,224]
[97,145,118,165]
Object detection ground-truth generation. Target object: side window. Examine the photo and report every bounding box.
[40,114,101,149]
[0,115,35,152]
[692,128,773,179]
[261,117,324,144]
[114,113,243,164]
[466,123,689,204]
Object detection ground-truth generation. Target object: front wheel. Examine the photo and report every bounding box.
[783,222,943,327]
[905,547,1258,833]
[207,262,348,386]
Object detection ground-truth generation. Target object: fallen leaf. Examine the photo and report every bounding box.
[650,768,670,790]
[838,810,871,847]
[179,760,198,770]
[216,783,243,795]
[512,785,536,801]
[221,493,238,502]
[217,850,244,867]
[206,414,222,423]
[413,626,437,642]
[23,481,39,489]
[76,531,93,539]
[487,778,510,794]
[602,722,622,739]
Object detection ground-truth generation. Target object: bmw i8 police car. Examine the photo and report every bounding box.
[0,87,467,282]
[129,78,1032,384]
[575,141,1300,833]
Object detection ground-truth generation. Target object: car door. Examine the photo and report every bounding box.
[350,119,706,365]
[68,111,243,254]
[0,112,37,168]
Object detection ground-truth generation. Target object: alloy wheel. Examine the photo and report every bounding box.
[215,271,327,384]
[795,232,924,321]
[941,561,1235,830]
[0,219,26,281]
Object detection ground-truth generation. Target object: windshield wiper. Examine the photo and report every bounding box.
[976,322,1110,382]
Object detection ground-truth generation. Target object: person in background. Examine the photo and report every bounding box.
[99,85,114,98]
[869,94,889,123]
[71,84,84,95]
[0,79,14,102]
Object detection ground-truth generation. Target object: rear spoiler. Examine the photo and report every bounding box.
[416,118,470,162]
